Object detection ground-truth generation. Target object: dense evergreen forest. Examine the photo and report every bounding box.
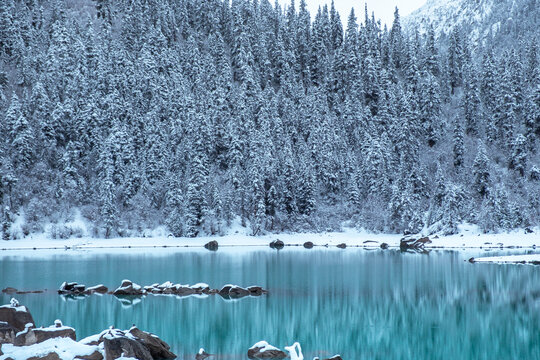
[0,0,538,239]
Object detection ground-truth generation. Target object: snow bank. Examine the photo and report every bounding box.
[0,337,100,360]
[472,254,540,265]
[1,226,539,258]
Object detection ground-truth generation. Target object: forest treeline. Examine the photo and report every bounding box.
[0,0,538,239]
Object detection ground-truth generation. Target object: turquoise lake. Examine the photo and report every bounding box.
[1,247,540,359]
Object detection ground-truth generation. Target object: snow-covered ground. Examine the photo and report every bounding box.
[472,254,540,265]
[0,337,99,360]
[1,224,539,256]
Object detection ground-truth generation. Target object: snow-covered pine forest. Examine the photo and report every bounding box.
[0,0,538,240]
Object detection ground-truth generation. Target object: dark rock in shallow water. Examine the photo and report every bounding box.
[247,286,266,296]
[380,243,389,249]
[269,240,284,250]
[248,341,287,359]
[337,243,347,249]
[303,241,314,249]
[204,240,219,251]
[218,285,233,297]
[229,286,250,299]
[84,285,108,294]
[128,326,176,359]
[196,348,212,360]
[0,303,35,332]
[1,288,17,294]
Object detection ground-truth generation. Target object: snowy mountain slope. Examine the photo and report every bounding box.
[403,0,539,43]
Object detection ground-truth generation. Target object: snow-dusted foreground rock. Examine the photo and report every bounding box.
[0,300,176,360]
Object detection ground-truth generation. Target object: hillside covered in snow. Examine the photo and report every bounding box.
[403,0,539,44]
[0,0,538,240]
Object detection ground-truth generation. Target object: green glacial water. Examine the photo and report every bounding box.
[1,247,540,359]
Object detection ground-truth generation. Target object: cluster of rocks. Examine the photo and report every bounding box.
[0,299,176,360]
[2,287,43,295]
[81,326,176,360]
[399,236,432,252]
[112,279,268,299]
[58,282,108,295]
[273,240,391,250]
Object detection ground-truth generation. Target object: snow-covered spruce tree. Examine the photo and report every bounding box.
[473,143,490,199]
[509,134,527,177]
[185,139,209,238]
[453,117,465,169]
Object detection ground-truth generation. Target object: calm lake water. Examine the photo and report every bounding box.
[1,247,540,359]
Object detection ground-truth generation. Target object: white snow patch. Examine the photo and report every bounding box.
[250,341,281,352]
[0,337,100,360]
[473,254,540,264]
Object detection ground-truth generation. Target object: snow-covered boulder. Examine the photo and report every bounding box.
[0,301,35,333]
[80,327,176,360]
[58,282,86,294]
[112,280,144,296]
[14,321,76,346]
[247,341,287,359]
[195,348,211,360]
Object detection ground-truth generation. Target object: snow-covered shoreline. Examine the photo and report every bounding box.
[1,226,539,255]
[471,254,540,265]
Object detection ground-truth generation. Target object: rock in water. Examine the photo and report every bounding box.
[0,302,35,332]
[113,280,144,296]
[248,341,287,359]
[128,326,176,359]
[204,241,219,251]
[337,243,347,249]
[229,286,250,299]
[196,348,212,360]
[247,286,265,296]
[269,240,284,250]
[380,242,389,249]
[303,241,314,249]
[84,285,108,294]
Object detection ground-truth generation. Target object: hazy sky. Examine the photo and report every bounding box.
[277,0,427,27]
